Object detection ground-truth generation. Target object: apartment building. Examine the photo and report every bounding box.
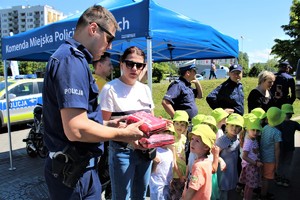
[0,5,64,38]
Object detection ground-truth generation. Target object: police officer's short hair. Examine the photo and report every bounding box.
[76,5,120,32]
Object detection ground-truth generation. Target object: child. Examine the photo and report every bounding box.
[187,114,207,178]
[260,107,285,200]
[150,124,175,200]
[202,115,218,133]
[251,107,267,128]
[191,114,206,127]
[215,113,244,200]
[211,108,229,138]
[239,115,263,200]
[276,104,300,187]
[202,114,226,200]
[170,110,189,200]
[182,124,217,200]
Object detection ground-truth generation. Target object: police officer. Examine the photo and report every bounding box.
[162,59,203,121]
[43,5,144,200]
[270,61,296,108]
[206,64,244,115]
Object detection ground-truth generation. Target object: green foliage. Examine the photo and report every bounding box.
[248,64,265,77]
[152,65,163,83]
[19,61,46,75]
[150,62,177,83]
[0,61,46,76]
[152,77,300,119]
[238,52,249,76]
[271,0,300,71]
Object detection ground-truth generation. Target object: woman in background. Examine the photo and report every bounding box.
[247,71,275,112]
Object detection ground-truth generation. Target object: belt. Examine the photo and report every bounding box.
[49,152,97,169]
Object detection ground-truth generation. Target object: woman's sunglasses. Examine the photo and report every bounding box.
[123,60,146,70]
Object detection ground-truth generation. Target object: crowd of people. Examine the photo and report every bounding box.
[41,4,299,200]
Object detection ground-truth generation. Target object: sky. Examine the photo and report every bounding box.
[0,0,293,65]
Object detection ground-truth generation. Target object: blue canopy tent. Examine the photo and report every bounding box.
[2,0,238,61]
[1,0,238,168]
[2,0,239,88]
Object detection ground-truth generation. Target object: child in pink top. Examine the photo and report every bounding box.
[239,114,263,200]
[182,124,217,200]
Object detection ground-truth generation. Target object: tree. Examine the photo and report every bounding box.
[238,51,249,76]
[271,0,300,70]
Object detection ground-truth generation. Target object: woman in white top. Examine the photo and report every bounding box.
[100,46,154,200]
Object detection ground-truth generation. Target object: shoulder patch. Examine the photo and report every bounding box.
[70,47,84,58]
[190,175,198,183]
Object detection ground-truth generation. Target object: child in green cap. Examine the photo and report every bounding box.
[215,113,244,200]
[239,115,263,200]
[260,107,285,199]
[251,107,267,128]
[170,110,189,200]
[276,104,300,187]
[211,108,229,138]
[182,124,217,200]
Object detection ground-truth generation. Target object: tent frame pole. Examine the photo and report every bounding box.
[4,60,16,171]
[147,38,152,91]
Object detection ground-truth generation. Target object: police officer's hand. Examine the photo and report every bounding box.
[122,120,145,141]
[224,108,234,114]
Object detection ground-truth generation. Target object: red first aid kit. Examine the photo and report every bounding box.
[126,111,167,136]
[139,134,175,148]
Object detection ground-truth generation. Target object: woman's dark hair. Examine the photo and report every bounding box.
[120,46,145,62]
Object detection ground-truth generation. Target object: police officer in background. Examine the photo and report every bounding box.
[206,64,244,115]
[43,5,144,200]
[270,61,296,108]
[162,59,203,121]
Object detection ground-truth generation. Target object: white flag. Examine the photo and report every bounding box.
[10,61,20,77]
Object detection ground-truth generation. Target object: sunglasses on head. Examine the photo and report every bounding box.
[93,22,115,44]
[123,60,146,70]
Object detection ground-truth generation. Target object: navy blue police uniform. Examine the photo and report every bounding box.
[271,71,296,108]
[43,38,103,199]
[206,78,244,115]
[163,76,198,120]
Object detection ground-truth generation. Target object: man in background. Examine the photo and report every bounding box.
[93,52,113,91]
[206,64,244,115]
[93,52,113,200]
[270,61,296,108]
[209,60,217,79]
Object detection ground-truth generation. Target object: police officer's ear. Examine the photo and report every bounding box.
[89,22,98,35]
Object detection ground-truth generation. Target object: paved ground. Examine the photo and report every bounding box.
[1,127,300,200]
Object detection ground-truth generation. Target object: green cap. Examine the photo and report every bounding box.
[267,107,286,127]
[166,123,175,134]
[226,113,244,127]
[173,110,189,123]
[251,108,266,119]
[211,108,229,123]
[192,114,206,126]
[244,113,262,131]
[281,104,294,114]
[202,115,217,133]
[189,124,216,149]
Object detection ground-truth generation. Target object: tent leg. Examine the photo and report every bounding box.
[147,38,152,91]
[4,60,16,171]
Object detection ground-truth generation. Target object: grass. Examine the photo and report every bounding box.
[152,77,300,120]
